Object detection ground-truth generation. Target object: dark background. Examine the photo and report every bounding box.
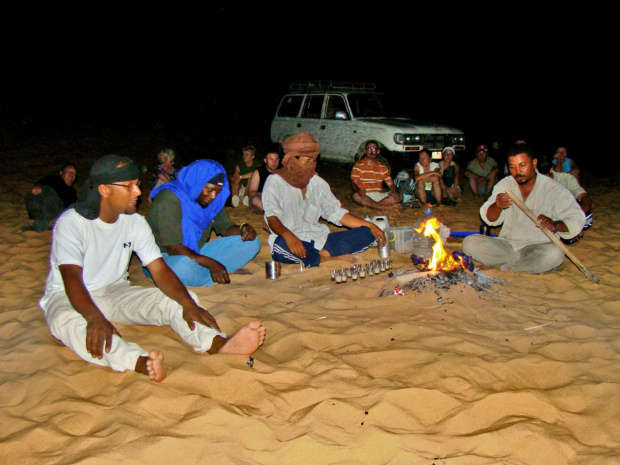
[1,6,612,178]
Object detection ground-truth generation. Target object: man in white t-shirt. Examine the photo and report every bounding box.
[40,155,266,382]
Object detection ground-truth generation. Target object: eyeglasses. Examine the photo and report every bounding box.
[365,148,378,153]
[108,180,141,189]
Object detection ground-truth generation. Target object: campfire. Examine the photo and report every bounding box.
[381,218,505,297]
[414,218,459,272]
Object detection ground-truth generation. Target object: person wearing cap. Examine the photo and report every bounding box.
[350,140,402,210]
[262,132,386,268]
[464,144,498,198]
[439,146,461,205]
[462,143,585,274]
[39,155,266,382]
[147,159,261,287]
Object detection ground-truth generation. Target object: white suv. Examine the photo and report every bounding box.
[270,81,465,173]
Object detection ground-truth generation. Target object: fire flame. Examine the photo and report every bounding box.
[414,218,458,272]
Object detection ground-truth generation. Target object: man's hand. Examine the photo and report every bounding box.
[206,259,231,284]
[32,186,42,195]
[182,304,221,332]
[537,214,558,233]
[239,223,257,241]
[86,314,121,359]
[368,223,387,247]
[495,193,512,209]
[283,231,306,258]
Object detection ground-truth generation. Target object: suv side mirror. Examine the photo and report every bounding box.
[334,111,349,120]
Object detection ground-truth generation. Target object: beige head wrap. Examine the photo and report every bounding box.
[276,132,320,189]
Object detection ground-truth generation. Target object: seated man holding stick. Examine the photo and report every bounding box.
[262,132,386,268]
[463,143,585,274]
[40,155,266,382]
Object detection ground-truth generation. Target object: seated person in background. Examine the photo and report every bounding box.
[537,155,593,243]
[147,160,261,287]
[464,144,498,197]
[552,146,580,183]
[439,146,461,205]
[351,140,401,210]
[24,162,78,232]
[40,154,265,382]
[262,132,386,268]
[246,146,281,214]
[463,143,585,274]
[413,149,442,206]
[230,145,262,207]
[151,148,179,194]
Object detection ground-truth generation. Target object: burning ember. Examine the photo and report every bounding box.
[414,218,458,272]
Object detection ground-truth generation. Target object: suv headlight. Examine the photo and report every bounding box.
[450,135,465,145]
[394,134,422,145]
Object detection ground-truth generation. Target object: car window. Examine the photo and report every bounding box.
[301,95,324,119]
[325,95,348,120]
[278,95,304,117]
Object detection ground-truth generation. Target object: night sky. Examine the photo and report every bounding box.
[1,6,610,169]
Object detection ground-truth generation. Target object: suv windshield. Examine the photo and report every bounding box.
[347,93,406,118]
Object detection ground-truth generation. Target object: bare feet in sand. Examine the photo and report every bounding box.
[135,349,166,382]
[218,321,266,355]
[319,251,358,264]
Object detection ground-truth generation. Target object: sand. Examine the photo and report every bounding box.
[1,133,619,465]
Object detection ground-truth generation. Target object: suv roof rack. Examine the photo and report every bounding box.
[289,80,376,92]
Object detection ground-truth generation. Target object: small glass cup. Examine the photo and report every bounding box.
[359,265,366,278]
[345,267,352,278]
[352,266,359,281]
[335,270,342,284]
[374,261,380,274]
[341,270,347,283]
[331,269,336,282]
[367,263,374,276]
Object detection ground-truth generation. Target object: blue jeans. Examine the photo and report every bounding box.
[272,226,374,268]
[144,236,261,287]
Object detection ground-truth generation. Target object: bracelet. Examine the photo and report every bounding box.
[239,223,247,230]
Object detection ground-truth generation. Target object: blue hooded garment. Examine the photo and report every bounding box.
[151,159,230,253]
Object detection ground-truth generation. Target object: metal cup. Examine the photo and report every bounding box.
[480,224,491,236]
[265,261,281,279]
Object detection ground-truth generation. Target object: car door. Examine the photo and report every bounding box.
[316,94,355,163]
[287,94,323,144]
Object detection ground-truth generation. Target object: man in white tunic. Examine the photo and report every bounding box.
[463,143,585,274]
[40,155,266,382]
[262,132,386,268]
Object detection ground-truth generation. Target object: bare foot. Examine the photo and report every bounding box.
[135,349,166,382]
[232,268,253,275]
[218,321,266,355]
[319,252,358,264]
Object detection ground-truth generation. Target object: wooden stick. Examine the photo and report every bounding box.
[505,189,600,284]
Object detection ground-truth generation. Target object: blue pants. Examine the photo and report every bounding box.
[144,236,261,287]
[272,226,374,268]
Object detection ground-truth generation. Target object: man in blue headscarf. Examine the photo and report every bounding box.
[147,159,261,287]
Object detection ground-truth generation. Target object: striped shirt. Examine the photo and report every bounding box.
[351,158,391,193]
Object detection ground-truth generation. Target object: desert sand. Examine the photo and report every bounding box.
[1,131,619,465]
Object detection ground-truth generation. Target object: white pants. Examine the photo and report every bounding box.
[463,235,565,274]
[44,283,226,372]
